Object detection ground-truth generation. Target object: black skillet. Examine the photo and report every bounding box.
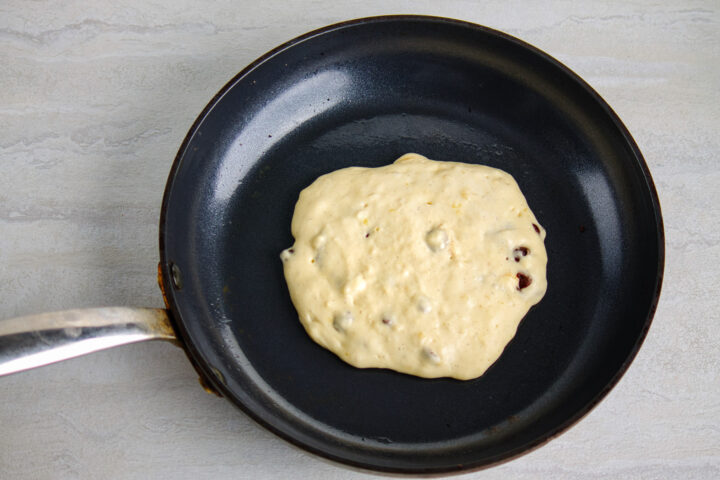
[156,15,664,473]
[86,15,668,474]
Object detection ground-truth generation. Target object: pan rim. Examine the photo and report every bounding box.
[158,14,665,475]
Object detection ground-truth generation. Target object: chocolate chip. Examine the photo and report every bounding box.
[416,296,432,313]
[288,248,295,253]
[513,246,529,262]
[516,272,532,290]
[365,233,370,238]
[425,227,448,252]
[381,317,391,325]
[333,312,353,332]
[421,347,441,364]
[532,223,540,234]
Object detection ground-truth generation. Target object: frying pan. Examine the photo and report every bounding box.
[0,16,663,474]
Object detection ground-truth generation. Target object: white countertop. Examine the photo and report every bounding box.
[1,1,718,478]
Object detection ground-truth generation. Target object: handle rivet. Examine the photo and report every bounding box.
[171,263,183,289]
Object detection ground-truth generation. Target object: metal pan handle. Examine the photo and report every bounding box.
[0,307,177,377]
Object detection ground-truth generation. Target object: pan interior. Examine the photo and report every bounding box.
[160,17,662,473]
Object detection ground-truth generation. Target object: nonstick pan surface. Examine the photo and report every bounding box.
[159,16,664,474]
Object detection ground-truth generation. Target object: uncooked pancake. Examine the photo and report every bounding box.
[280,153,548,380]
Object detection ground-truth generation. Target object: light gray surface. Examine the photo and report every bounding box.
[1,1,718,478]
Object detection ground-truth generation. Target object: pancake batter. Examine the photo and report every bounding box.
[280,153,547,380]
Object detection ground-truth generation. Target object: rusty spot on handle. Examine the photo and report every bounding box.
[157,263,171,309]
[198,375,223,397]
[157,263,221,396]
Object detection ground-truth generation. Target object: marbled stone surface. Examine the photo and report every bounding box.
[1,1,718,478]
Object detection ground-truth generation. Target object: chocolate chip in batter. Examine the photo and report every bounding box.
[513,246,529,262]
[421,347,441,364]
[333,312,354,332]
[416,296,432,313]
[532,223,540,234]
[425,227,449,252]
[516,272,532,290]
[279,248,295,262]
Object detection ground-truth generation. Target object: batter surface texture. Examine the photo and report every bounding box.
[281,153,548,380]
